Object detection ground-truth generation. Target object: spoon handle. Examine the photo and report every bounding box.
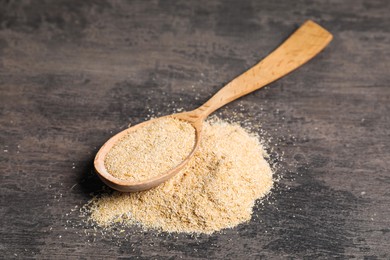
[196,20,333,118]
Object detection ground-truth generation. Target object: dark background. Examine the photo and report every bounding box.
[1,0,389,259]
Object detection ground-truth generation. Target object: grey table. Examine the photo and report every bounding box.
[1,0,389,258]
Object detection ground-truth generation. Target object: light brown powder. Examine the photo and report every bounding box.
[90,119,273,234]
[104,117,195,182]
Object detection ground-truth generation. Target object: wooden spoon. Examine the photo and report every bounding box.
[94,20,332,192]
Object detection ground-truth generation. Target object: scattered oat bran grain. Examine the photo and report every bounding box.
[104,117,195,182]
[90,119,273,234]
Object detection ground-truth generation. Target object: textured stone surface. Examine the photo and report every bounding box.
[0,0,389,258]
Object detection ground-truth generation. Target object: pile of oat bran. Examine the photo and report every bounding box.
[89,119,273,234]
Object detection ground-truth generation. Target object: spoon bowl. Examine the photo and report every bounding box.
[94,111,204,192]
[94,20,333,192]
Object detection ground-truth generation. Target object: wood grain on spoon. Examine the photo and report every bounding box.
[94,20,333,192]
